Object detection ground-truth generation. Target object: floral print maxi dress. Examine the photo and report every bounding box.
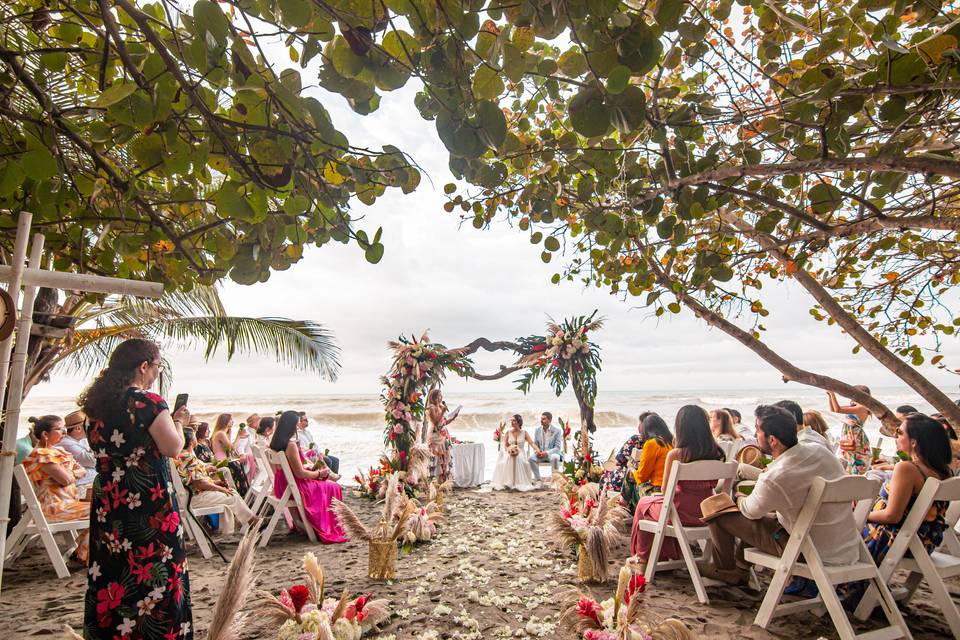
[84,388,192,640]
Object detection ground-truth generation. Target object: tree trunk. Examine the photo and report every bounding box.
[645,256,900,434]
[721,212,960,429]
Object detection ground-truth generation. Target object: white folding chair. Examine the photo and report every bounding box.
[637,459,738,604]
[744,475,911,640]
[938,500,960,556]
[258,448,316,547]
[5,465,88,578]
[168,459,225,560]
[855,476,960,636]
[247,444,273,516]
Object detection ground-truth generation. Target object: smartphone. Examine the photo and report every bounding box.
[174,393,189,412]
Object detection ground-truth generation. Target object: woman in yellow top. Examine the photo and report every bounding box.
[626,414,674,511]
[21,415,90,562]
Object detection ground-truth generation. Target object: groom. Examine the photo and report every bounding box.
[529,412,563,481]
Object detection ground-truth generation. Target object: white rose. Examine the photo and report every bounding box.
[332,618,361,640]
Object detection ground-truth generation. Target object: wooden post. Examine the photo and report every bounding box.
[0,212,163,596]
[0,231,44,593]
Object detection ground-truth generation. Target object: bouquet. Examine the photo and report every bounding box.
[550,490,630,582]
[260,551,390,640]
[493,422,503,450]
[560,562,692,640]
[508,444,520,457]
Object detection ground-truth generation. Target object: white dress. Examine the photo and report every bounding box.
[492,430,538,491]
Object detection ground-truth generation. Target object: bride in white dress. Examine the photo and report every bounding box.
[492,414,543,491]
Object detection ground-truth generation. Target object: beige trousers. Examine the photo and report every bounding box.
[192,490,255,534]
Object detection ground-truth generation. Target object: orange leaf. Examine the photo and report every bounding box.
[786,261,798,274]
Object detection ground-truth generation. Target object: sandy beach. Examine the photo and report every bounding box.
[1,485,955,639]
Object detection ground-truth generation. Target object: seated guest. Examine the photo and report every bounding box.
[627,413,674,510]
[725,408,754,442]
[710,409,744,461]
[827,387,873,475]
[211,413,250,496]
[22,415,90,562]
[775,399,830,451]
[176,428,254,535]
[256,416,275,449]
[194,422,214,461]
[296,411,316,451]
[895,405,918,421]
[601,411,652,493]
[530,411,564,483]
[233,414,258,482]
[930,413,960,475]
[56,410,97,487]
[630,405,724,569]
[842,413,951,605]
[15,424,38,465]
[269,411,347,543]
[801,410,835,451]
[701,405,858,586]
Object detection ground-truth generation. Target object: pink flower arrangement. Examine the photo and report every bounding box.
[577,596,603,626]
[583,631,617,640]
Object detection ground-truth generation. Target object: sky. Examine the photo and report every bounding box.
[27,39,960,403]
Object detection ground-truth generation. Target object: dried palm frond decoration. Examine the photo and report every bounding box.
[560,562,692,640]
[550,490,630,582]
[427,478,453,509]
[205,525,259,640]
[256,552,391,638]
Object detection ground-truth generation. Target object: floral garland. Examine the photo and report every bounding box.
[380,332,475,475]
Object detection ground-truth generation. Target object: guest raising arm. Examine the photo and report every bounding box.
[827,386,873,474]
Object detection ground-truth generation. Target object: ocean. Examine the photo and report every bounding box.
[17,387,932,483]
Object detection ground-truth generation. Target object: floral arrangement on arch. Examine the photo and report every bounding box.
[550,490,630,583]
[260,551,390,640]
[380,332,475,476]
[561,561,693,640]
[513,312,603,433]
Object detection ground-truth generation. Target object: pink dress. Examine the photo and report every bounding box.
[273,453,348,544]
[631,480,716,561]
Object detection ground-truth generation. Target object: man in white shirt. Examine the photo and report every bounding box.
[56,410,97,487]
[726,408,755,443]
[774,399,832,451]
[296,411,339,476]
[702,404,859,585]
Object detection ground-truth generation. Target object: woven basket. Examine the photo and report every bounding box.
[577,543,595,582]
[368,539,397,580]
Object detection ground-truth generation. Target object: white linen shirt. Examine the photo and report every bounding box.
[56,434,97,486]
[738,442,859,565]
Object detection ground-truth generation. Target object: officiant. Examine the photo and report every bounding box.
[529,411,563,481]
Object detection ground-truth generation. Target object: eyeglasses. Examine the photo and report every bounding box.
[895,427,903,436]
[149,360,164,372]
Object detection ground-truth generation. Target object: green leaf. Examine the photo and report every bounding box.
[544,236,561,251]
[558,49,588,77]
[569,88,610,138]
[382,30,420,66]
[94,83,138,107]
[473,65,505,100]
[606,85,646,133]
[193,0,230,44]
[656,0,686,31]
[365,242,385,264]
[0,161,25,196]
[616,22,662,75]
[279,0,312,28]
[215,182,255,221]
[21,148,58,181]
[808,182,843,214]
[605,65,631,94]
[475,100,507,150]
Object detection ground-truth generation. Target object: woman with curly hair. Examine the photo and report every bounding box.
[79,338,192,640]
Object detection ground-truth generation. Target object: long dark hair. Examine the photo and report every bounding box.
[270,410,300,451]
[79,338,159,425]
[904,413,952,480]
[257,416,275,436]
[674,405,723,463]
[641,413,673,447]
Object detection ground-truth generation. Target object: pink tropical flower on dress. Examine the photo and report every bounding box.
[144,391,164,404]
[96,582,125,615]
[159,511,180,533]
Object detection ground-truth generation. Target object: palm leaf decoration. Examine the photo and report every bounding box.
[28,285,339,393]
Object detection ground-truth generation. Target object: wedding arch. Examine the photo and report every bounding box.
[372,312,605,490]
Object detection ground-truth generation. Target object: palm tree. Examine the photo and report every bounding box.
[20,285,340,399]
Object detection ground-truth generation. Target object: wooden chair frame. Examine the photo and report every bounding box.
[636,459,739,604]
[855,476,960,637]
[743,475,911,640]
[4,465,87,578]
[258,448,316,547]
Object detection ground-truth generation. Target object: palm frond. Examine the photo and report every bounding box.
[255,592,297,625]
[549,511,582,550]
[361,598,391,628]
[331,498,371,542]
[329,589,350,623]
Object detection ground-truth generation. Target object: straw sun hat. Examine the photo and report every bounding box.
[0,287,15,342]
[699,493,741,522]
[64,410,86,430]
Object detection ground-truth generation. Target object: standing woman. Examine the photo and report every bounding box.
[425,389,458,484]
[80,339,191,640]
[211,413,250,496]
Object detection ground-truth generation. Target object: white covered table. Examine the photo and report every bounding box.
[451,442,484,487]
